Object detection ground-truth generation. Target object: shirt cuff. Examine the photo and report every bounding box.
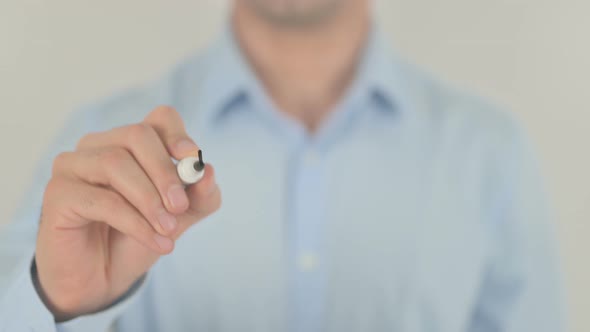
[55,271,147,332]
[0,257,147,332]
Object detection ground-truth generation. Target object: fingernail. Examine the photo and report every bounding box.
[168,184,189,210]
[154,234,174,252]
[176,139,198,155]
[158,209,177,233]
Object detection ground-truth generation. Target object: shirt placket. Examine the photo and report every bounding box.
[287,140,327,332]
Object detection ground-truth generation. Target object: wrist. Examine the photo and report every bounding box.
[31,257,76,322]
[31,257,146,322]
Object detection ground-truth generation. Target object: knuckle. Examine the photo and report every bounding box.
[44,177,66,201]
[126,123,155,145]
[149,105,178,121]
[51,152,72,175]
[98,147,129,170]
[76,132,99,149]
[47,179,96,215]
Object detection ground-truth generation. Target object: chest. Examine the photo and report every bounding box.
[148,122,491,331]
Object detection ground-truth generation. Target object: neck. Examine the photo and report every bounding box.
[232,2,370,132]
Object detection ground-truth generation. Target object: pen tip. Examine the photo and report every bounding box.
[194,150,205,172]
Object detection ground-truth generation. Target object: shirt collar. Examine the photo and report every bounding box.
[354,26,408,114]
[197,24,259,124]
[197,22,409,125]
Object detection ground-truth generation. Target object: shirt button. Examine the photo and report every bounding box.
[298,253,319,272]
[303,150,320,166]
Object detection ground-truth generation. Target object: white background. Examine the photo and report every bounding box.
[0,1,588,330]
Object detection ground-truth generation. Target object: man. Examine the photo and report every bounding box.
[0,0,565,331]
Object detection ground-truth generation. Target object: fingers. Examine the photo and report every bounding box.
[77,122,189,215]
[143,108,222,231]
[67,105,221,242]
[52,148,178,237]
[185,164,219,216]
[45,177,174,255]
[143,106,200,160]
[174,164,221,237]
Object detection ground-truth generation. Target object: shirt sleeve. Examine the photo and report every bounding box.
[0,257,147,332]
[466,119,567,331]
[54,273,148,332]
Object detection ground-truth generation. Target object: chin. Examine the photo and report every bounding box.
[240,0,351,26]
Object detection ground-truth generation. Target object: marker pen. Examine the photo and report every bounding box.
[177,149,206,185]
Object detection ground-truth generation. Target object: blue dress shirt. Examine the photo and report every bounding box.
[0,25,566,332]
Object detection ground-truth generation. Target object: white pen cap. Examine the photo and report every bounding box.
[177,150,205,185]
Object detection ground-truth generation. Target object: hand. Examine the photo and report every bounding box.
[34,106,221,321]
